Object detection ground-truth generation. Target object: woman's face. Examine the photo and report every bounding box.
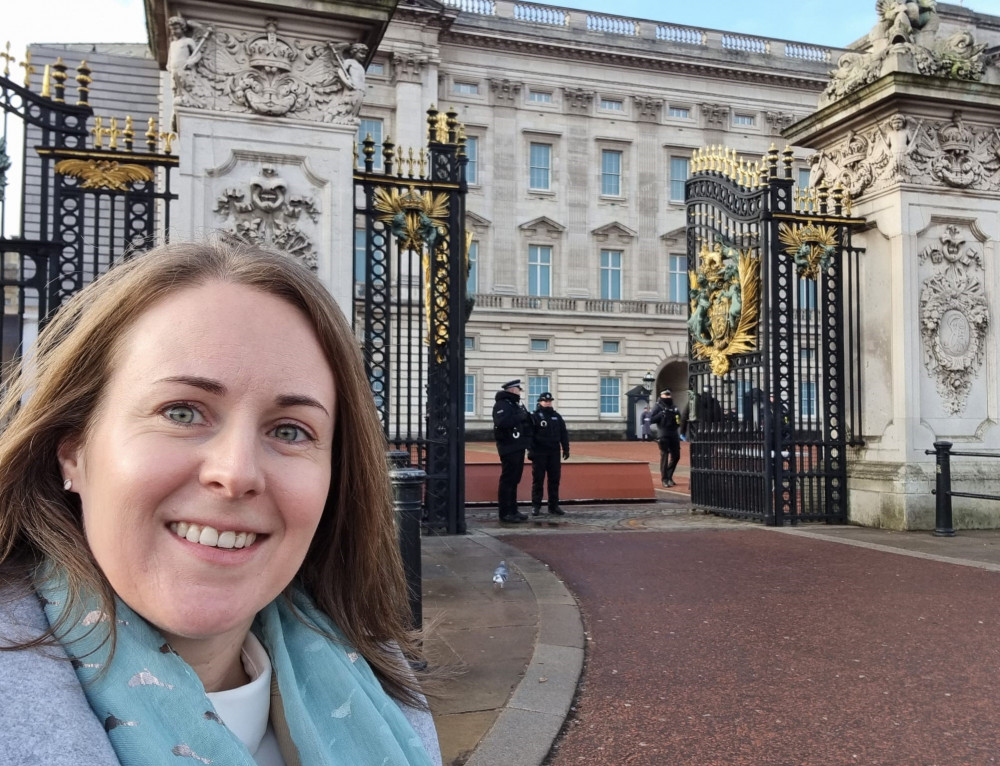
[59,281,336,649]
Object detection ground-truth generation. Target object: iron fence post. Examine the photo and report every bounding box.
[932,440,955,537]
[388,451,425,630]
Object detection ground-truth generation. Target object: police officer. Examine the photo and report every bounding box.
[492,379,533,523]
[651,388,682,487]
[529,392,570,516]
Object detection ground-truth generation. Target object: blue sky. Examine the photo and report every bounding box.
[6,0,1000,53]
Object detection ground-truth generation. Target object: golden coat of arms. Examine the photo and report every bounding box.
[688,241,761,376]
[777,222,838,280]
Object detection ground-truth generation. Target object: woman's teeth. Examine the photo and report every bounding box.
[169,522,256,549]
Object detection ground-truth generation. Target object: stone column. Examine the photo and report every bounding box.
[785,8,1000,529]
[150,0,395,315]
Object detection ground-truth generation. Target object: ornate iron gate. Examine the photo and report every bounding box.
[685,145,864,525]
[354,107,468,534]
[0,55,177,367]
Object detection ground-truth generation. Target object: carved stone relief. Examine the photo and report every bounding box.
[633,96,663,121]
[489,78,522,104]
[807,111,1000,199]
[562,87,594,112]
[764,110,794,135]
[821,2,991,107]
[171,16,368,124]
[214,164,321,270]
[391,51,429,84]
[701,103,730,127]
[917,222,989,415]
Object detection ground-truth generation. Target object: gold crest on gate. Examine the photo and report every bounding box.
[688,241,761,377]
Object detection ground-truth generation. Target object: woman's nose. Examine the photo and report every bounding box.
[199,425,265,499]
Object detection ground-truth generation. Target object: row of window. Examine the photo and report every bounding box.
[465,336,622,354]
[360,119,815,199]
[464,374,622,416]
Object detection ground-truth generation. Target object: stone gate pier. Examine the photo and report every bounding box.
[786,4,1000,529]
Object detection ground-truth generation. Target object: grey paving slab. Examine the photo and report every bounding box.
[507,643,583,715]
[463,707,566,766]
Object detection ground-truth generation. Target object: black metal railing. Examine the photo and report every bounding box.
[926,441,1000,537]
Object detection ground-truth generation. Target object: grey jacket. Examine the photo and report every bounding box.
[0,590,442,766]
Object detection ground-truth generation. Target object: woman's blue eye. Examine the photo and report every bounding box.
[164,405,200,424]
[273,424,309,443]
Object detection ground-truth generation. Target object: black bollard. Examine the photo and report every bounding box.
[388,451,426,630]
[932,440,956,537]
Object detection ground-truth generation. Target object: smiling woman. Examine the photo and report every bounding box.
[0,240,441,766]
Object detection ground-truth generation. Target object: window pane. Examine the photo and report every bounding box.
[600,377,621,414]
[600,249,622,300]
[668,254,688,303]
[465,336,476,351]
[798,167,811,188]
[733,113,755,126]
[669,156,689,202]
[530,338,549,352]
[798,279,817,309]
[602,340,620,353]
[601,150,621,196]
[354,229,366,283]
[528,376,550,402]
[465,137,479,184]
[600,98,623,111]
[529,143,551,190]
[529,90,552,103]
[799,380,817,417]
[366,62,385,75]
[454,81,479,94]
[465,374,476,415]
[668,106,689,118]
[529,245,552,297]
[467,241,478,294]
[357,118,384,170]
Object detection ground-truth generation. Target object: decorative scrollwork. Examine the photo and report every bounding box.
[688,240,761,376]
[777,222,838,280]
[373,186,450,251]
[54,158,154,190]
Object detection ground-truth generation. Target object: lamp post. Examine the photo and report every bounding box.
[643,370,655,394]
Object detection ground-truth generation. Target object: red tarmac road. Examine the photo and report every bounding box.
[506,529,1000,766]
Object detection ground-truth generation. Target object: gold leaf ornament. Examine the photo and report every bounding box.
[777,222,838,280]
[54,158,153,190]
[688,241,761,377]
[373,185,449,252]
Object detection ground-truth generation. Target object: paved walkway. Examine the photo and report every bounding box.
[423,476,1000,764]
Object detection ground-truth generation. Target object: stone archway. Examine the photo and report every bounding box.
[655,358,689,414]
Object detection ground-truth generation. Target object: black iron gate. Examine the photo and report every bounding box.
[685,145,864,525]
[0,54,177,367]
[354,107,468,534]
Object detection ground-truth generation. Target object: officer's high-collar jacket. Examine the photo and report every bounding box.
[531,406,569,452]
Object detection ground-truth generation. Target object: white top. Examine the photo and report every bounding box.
[206,633,286,766]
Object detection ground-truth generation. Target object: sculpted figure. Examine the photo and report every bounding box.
[876,0,936,46]
[166,15,211,94]
[327,42,369,120]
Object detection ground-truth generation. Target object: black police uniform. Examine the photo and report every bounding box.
[529,394,570,515]
[492,381,534,521]
[651,392,682,486]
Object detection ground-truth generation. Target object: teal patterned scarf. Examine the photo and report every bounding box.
[39,576,434,765]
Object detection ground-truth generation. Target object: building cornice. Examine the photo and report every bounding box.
[440,29,830,91]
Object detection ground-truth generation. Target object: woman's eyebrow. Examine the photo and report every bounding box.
[276,394,330,418]
[156,375,226,395]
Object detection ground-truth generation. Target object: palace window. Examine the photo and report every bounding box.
[528,245,552,296]
[669,254,688,303]
[354,229,366,284]
[600,249,622,300]
[357,118,384,170]
[668,105,690,119]
[453,81,480,95]
[601,149,622,197]
[528,90,553,103]
[528,376,550,402]
[465,374,476,415]
[602,340,621,354]
[798,167,811,189]
[366,62,385,75]
[799,379,818,418]
[669,156,689,203]
[467,240,479,294]
[600,377,621,415]
[465,336,477,351]
[529,143,551,190]
[798,279,817,310]
[530,338,550,352]
[733,113,756,127]
[600,97,624,111]
[465,136,479,184]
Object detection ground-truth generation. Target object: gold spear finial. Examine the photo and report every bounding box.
[0,42,14,77]
[91,116,105,149]
[19,49,36,89]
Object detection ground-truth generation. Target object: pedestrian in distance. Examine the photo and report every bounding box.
[528,392,570,516]
[492,379,534,523]
[651,388,682,488]
[640,405,652,441]
[0,240,441,766]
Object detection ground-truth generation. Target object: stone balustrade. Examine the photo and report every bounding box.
[441,0,836,63]
[473,293,686,315]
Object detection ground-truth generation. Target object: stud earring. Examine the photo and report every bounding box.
[63,479,72,491]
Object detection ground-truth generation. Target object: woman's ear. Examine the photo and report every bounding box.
[57,435,83,489]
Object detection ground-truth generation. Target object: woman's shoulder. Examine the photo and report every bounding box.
[0,585,120,765]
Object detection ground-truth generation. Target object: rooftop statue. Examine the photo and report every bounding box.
[820,0,991,107]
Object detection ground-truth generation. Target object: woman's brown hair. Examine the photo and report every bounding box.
[0,239,423,705]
